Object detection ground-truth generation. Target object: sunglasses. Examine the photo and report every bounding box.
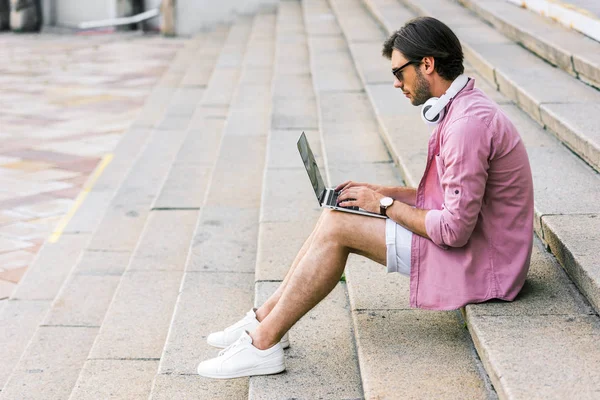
[392,60,421,82]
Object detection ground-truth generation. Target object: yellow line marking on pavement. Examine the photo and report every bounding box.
[48,153,114,243]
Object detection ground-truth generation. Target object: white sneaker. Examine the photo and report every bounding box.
[207,308,289,349]
[197,330,286,379]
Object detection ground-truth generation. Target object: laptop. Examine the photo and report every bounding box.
[297,132,386,219]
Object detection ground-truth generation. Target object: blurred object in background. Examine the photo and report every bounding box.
[10,0,42,32]
[160,0,174,36]
[0,0,9,30]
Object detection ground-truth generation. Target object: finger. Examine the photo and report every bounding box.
[335,181,351,191]
[337,190,355,202]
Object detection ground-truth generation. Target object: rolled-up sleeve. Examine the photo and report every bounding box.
[425,116,492,248]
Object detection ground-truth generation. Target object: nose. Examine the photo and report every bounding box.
[393,77,403,89]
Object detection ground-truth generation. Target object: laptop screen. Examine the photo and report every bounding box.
[297,132,326,203]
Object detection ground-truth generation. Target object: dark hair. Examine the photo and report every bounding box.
[382,16,464,81]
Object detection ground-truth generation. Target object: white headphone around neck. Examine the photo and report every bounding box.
[420,74,469,126]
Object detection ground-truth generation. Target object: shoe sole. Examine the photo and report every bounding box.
[208,338,290,349]
[197,362,286,379]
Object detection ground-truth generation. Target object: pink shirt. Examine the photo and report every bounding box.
[411,78,534,310]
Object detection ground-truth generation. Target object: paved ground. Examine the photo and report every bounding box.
[0,31,188,299]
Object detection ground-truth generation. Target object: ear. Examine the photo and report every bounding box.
[422,56,435,75]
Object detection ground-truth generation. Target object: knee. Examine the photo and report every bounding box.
[315,209,345,244]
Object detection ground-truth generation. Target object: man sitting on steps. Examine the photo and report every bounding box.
[196,16,534,379]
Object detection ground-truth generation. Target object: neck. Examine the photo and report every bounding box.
[430,78,453,98]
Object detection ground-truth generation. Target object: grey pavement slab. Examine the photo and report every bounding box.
[347,41,391,84]
[526,144,600,217]
[152,164,212,209]
[542,214,600,314]
[459,0,574,75]
[181,28,229,88]
[250,282,363,400]
[345,254,411,310]
[201,68,241,106]
[214,17,253,69]
[165,87,205,117]
[244,39,276,70]
[209,133,267,166]
[89,127,153,192]
[274,36,310,75]
[225,107,271,137]
[203,144,266,210]
[150,374,248,400]
[70,250,131,276]
[574,51,600,89]
[156,114,192,131]
[460,0,600,87]
[86,206,150,252]
[540,102,600,171]
[238,66,273,86]
[229,83,272,115]
[126,210,198,272]
[172,120,225,166]
[158,271,254,375]
[329,0,386,44]
[0,300,50,389]
[267,129,323,169]
[131,87,176,129]
[63,190,116,234]
[70,360,158,400]
[43,274,121,327]
[465,239,595,317]
[88,128,189,251]
[353,309,490,399]
[327,161,403,189]
[88,270,183,360]
[308,43,364,92]
[11,233,91,300]
[271,96,320,130]
[260,168,322,223]
[319,93,391,164]
[187,207,260,273]
[363,0,416,35]
[255,220,317,281]
[467,314,600,399]
[272,74,315,100]
[0,326,98,400]
[303,0,343,36]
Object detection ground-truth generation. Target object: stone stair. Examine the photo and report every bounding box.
[1,0,600,398]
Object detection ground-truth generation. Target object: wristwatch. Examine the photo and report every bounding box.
[379,197,394,216]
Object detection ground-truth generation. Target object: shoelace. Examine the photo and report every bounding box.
[218,337,244,357]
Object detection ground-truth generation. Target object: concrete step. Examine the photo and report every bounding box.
[149,12,275,400]
[70,18,260,400]
[0,29,228,399]
[342,0,600,397]
[457,0,600,90]
[464,239,600,399]
[305,0,497,398]
[0,34,198,397]
[249,1,363,398]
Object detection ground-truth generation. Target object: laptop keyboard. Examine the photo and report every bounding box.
[328,191,359,211]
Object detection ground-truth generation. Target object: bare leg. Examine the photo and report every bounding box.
[251,209,387,350]
[255,210,329,322]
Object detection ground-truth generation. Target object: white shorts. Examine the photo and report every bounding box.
[385,218,413,276]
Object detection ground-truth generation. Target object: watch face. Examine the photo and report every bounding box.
[380,197,393,207]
